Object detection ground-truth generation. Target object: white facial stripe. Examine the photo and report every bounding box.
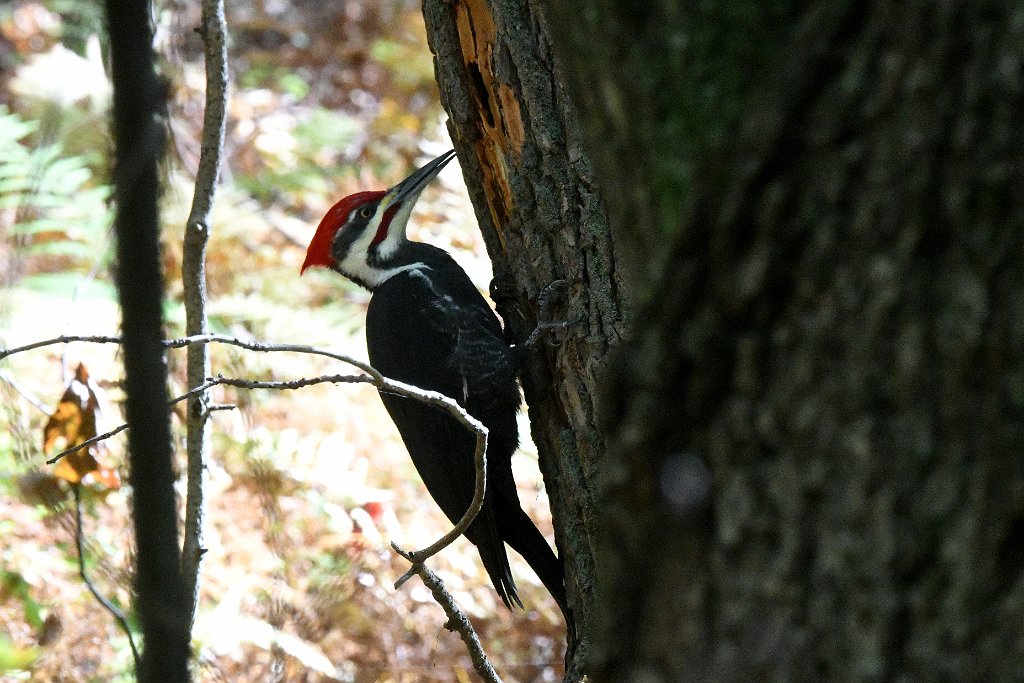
[375,190,420,260]
[333,201,385,278]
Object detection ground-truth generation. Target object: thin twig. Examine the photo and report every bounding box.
[47,423,131,465]
[400,559,503,683]
[163,333,381,379]
[0,334,123,360]
[203,373,371,391]
[0,368,51,413]
[46,379,219,465]
[73,484,141,670]
[1,333,379,378]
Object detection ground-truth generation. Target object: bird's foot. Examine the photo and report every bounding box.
[519,279,580,352]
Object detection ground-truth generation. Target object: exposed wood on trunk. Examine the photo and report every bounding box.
[424,0,629,678]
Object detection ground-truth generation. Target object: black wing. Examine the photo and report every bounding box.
[365,248,522,606]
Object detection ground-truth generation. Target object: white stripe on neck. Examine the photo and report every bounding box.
[339,258,429,289]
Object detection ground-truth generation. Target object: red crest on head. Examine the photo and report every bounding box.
[301,190,387,274]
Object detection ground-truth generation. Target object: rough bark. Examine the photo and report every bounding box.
[422,0,629,678]
[105,0,191,680]
[548,1,1024,681]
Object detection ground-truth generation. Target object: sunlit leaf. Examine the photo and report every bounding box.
[0,105,112,270]
[0,108,38,143]
[42,362,119,488]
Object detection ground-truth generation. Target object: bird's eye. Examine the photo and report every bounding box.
[359,207,373,218]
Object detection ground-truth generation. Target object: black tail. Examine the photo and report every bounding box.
[495,494,575,639]
[466,502,523,610]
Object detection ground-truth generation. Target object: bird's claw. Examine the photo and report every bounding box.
[518,279,577,352]
[535,279,568,312]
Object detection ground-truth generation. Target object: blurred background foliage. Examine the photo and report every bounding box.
[0,1,563,681]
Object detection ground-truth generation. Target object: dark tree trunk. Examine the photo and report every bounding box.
[422,0,629,678]
[546,1,1024,681]
[106,1,191,680]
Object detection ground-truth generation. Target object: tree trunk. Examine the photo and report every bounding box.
[547,1,1024,681]
[105,0,191,679]
[422,0,629,677]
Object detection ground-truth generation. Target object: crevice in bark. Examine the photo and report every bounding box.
[468,62,496,128]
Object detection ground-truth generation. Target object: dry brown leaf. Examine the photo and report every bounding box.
[42,363,118,488]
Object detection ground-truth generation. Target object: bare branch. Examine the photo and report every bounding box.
[203,403,237,414]
[181,0,229,631]
[0,334,123,360]
[0,368,51,414]
[202,373,371,392]
[397,558,504,683]
[46,379,218,465]
[163,333,381,379]
[47,423,129,465]
[1,333,379,379]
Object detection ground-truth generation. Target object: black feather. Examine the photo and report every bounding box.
[365,243,568,618]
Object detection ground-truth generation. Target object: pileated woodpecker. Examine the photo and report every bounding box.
[301,149,571,629]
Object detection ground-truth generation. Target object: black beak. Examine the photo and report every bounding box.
[388,149,457,207]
